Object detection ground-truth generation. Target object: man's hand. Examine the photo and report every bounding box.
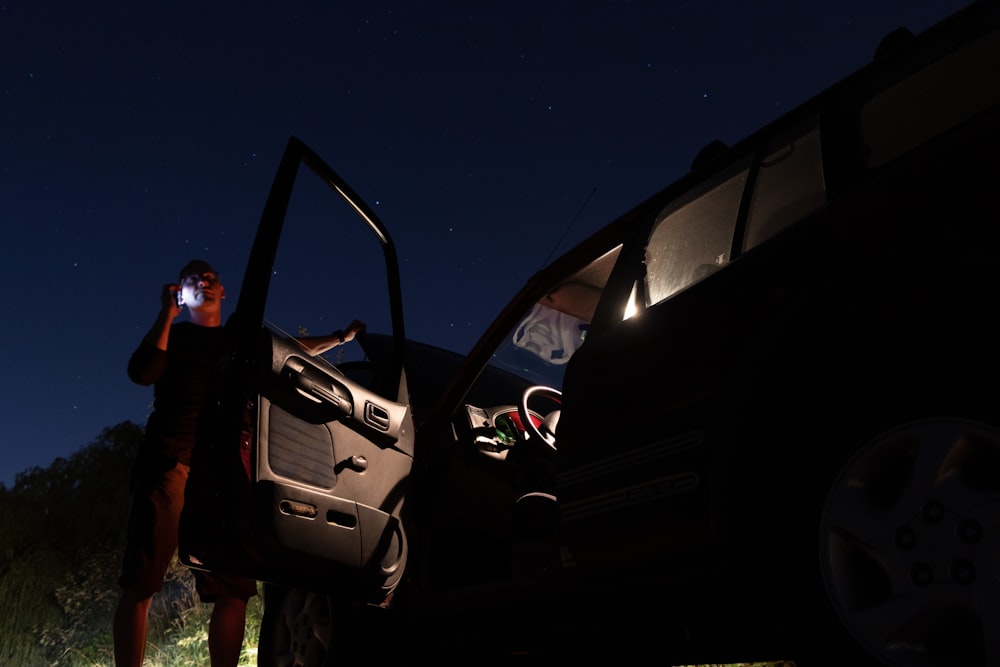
[161,283,183,320]
[341,319,366,343]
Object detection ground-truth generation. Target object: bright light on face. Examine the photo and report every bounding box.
[179,272,221,308]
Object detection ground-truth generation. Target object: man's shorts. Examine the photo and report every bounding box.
[118,460,257,602]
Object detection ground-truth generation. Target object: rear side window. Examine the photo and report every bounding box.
[644,164,746,306]
[862,27,1000,168]
[644,120,826,308]
[636,19,1000,314]
[743,125,825,251]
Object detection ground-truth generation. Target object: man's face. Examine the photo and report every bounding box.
[179,271,224,310]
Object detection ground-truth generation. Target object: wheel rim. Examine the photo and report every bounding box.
[820,419,1000,667]
[270,588,332,667]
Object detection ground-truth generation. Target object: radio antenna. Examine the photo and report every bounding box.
[538,186,597,270]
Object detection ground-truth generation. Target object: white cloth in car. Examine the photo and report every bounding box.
[513,303,588,365]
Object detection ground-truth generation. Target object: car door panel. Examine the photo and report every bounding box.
[250,329,411,575]
[178,136,412,598]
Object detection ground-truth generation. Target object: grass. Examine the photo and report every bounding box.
[139,591,263,667]
[39,554,785,667]
[40,555,263,667]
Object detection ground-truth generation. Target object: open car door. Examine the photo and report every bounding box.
[179,137,412,603]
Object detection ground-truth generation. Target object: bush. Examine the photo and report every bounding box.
[0,421,262,666]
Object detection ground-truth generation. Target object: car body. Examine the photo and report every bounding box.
[179,2,1000,665]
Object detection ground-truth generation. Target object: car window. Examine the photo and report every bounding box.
[862,26,1000,168]
[488,302,588,391]
[261,162,394,384]
[479,247,620,397]
[743,122,825,251]
[644,162,746,306]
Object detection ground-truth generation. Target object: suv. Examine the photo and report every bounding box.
[179,2,1000,665]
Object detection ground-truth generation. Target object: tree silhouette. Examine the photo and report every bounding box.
[0,421,143,665]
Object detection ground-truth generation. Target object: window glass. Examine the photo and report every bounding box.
[862,28,1000,168]
[644,166,746,306]
[484,246,619,394]
[743,125,825,251]
[489,301,588,390]
[264,165,392,371]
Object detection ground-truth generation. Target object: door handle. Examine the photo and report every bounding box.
[282,360,354,418]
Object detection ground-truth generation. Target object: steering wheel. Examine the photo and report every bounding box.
[519,385,562,452]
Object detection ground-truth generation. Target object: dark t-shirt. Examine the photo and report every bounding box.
[128,321,226,468]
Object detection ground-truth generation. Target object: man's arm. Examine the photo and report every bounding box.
[295,319,366,356]
[143,283,182,350]
[128,283,181,384]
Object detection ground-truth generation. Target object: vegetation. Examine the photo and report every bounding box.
[0,421,261,666]
[0,422,785,666]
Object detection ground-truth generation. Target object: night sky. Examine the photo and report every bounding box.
[0,1,972,486]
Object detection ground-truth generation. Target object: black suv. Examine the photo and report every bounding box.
[179,2,1000,665]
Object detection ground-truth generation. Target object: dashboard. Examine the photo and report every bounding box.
[461,404,542,461]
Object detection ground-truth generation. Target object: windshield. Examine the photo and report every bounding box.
[482,245,618,393]
[487,302,590,391]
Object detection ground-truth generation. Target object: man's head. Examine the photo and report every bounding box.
[178,259,217,283]
[177,259,225,319]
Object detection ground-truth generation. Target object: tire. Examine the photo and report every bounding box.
[819,418,1000,667]
[257,585,337,667]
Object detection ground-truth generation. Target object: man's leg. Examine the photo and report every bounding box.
[208,594,248,667]
[115,462,188,667]
[113,589,153,667]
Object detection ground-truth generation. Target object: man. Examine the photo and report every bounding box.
[113,259,363,666]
